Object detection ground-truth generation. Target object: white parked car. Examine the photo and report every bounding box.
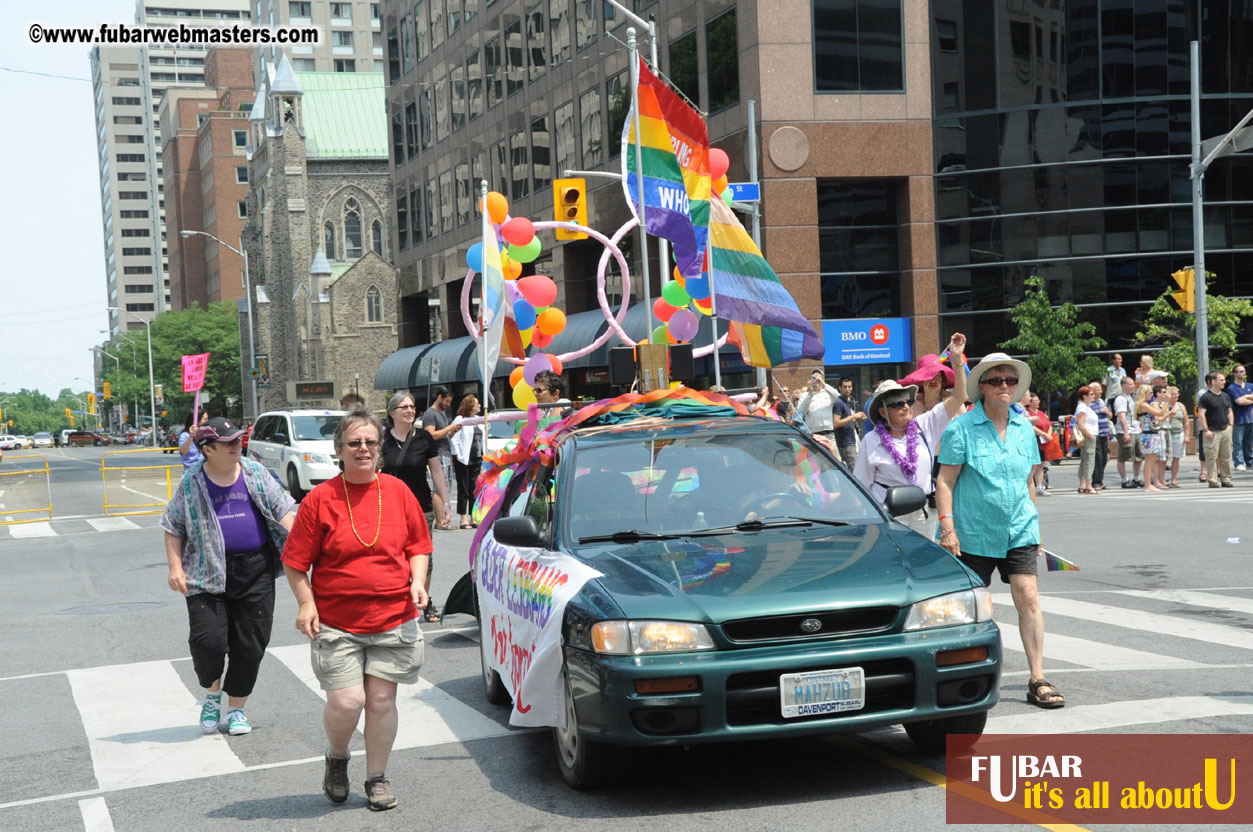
[0,436,21,450]
[32,432,53,448]
[247,410,346,499]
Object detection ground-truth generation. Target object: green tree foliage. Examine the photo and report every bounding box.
[999,275,1107,396]
[101,303,242,429]
[1132,287,1253,397]
[0,388,91,434]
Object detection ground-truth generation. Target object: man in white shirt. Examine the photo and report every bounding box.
[1112,375,1143,488]
[796,370,840,438]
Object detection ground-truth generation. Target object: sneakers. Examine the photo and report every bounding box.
[364,775,397,811]
[199,692,222,734]
[1222,481,1235,488]
[1035,486,1045,496]
[1237,463,1247,471]
[225,709,252,735]
[323,752,350,804]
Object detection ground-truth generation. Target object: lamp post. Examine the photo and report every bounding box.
[92,347,120,433]
[107,307,157,447]
[181,230,259,419]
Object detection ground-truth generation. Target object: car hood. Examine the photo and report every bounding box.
[572,523,976,623]
[292,440,337,457]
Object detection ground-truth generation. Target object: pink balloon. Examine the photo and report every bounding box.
[653,297,678,322]
[668,308,699,341]
[523,352,551,386]
[502,217,535,247]
[517,274,558,308]
[709,148,730,181]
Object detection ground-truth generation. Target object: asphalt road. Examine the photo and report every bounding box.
[1,448,1251,831]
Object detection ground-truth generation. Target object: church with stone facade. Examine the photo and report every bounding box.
[242,55,396,413]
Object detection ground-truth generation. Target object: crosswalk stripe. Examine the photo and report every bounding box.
[992,593,1253,652]
[267,643,514,748]
[987,694,1253,734]
[66,661,245,791]
[85,517,140,533]
[1112,588,1253,616]
[8,522,55,538]
[78,797,115,832]
[995,620,1201,670]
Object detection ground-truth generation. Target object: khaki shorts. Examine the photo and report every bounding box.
[1116,433,1144,463]
[311,619,424,690]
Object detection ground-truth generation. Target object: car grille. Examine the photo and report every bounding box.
[724,658,915,726]
[721,607,899,643]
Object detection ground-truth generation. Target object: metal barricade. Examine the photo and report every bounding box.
[0,453,53,525]
[101,448,181,516]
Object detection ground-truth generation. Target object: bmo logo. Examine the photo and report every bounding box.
[869,323,890,345]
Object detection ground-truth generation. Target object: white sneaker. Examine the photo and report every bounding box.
[1237,464,1247,471]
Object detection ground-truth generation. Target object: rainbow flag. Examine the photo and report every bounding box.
[1042,549,1080,572]
[708,196,825,367]
[621,58,702,280]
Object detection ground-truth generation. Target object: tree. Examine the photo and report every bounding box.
[999,275,1107,396]
[0,388,90,434]
[1131,287,1253,398]
[102,303,242,429]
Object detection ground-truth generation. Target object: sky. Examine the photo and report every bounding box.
[0,1,136,398]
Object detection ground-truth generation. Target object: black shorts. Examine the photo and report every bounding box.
[960,544,1039,586]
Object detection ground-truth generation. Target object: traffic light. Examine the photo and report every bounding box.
[1170,268,1196,312]
[553,177,588,240]
[65,407,71,418]
[88,392,96,415]
[102,381,111,399]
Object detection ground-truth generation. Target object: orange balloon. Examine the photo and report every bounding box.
[509,365,524,388]
[484,191,509,224]
[672,266,685,287]
[504,257,523,280]
[536,307,566,336]
[666,326,679,345]
[546,354,563,375]
[713,175,728,193]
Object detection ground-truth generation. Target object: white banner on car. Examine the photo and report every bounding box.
[475,534,602,728]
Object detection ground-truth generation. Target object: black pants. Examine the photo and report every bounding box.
[454,459,481,514]
[1092,436,1109,486]
[186,547,276,697]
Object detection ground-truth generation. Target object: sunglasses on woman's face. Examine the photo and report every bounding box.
[981,376,1019,388]
[344,439,380,449]
[884,398,915,410]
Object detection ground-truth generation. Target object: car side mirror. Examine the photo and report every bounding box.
[493,516,543,548]
[883,485,927,517]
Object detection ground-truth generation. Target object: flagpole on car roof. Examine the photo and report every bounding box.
[627,28,654,338]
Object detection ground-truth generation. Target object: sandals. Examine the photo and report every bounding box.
[460,523,475,529]
[423,602,441,623]
[1027,678,1065,709]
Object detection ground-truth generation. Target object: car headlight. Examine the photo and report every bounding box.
[590,620,716,655]
[903,587,994,631]
[302,453,330,464]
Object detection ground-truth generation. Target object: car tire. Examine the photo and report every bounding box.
[479,622,511,707]
[286,465,305,501]
[903,709,988,753]
[552,666,618,790]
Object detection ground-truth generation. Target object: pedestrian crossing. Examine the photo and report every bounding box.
[4,587,1253,813]
[0,515,164,540]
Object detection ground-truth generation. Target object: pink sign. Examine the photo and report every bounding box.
[182,352,210,392]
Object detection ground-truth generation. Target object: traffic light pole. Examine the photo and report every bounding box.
[1190,40,1210,395]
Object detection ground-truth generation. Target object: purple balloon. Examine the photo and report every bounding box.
[669,308,699,341]
[523,352,551,386]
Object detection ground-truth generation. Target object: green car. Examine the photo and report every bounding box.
[476,414,1001,788]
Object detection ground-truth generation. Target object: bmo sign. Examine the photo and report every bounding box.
[822,317,912,365]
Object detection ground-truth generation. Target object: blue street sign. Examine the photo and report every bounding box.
[821,318,913,365]
[727,182,760,202]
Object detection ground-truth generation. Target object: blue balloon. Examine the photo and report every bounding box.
[513,299,537,330]
[466,242,484,273]
[685,276,710,300]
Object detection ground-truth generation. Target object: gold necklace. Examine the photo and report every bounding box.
[343,473,382,548]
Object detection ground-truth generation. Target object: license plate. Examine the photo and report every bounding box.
[779,667,865,718]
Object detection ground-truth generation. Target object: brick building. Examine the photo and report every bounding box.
[243,56,396,413]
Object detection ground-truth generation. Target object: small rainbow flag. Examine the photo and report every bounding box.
[1042,549,1080,572]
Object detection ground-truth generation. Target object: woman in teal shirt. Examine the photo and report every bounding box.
[934,352,1064,710]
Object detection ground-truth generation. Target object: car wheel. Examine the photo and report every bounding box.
[478,613,511,706]
[552,666,618,790]
[286,465,305,501]
[903,709,988,753]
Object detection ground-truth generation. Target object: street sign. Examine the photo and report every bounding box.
[1201,126,1253,163]
[728,182,760,202]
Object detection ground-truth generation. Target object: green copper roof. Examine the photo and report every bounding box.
[296,72,387,159]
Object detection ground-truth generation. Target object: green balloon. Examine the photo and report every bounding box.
[651,324,669,344]
[661,280,690,308]
[511,237,542,263]
[721,188,734,206]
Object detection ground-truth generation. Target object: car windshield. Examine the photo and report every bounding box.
[563,430,881,545]
[34,433,50,439]
[291,415,339,441]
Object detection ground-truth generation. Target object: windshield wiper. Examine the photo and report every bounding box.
[578,529,717,544]
[699,516,852,534]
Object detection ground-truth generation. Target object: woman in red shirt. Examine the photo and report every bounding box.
[282,409,432,812]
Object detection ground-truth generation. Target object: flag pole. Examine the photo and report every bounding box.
[646,20,669,337]
[628,28,654,339]
[708,250,722,391]
[480,180,490,423]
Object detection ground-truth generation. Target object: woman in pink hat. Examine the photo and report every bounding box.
[900,353,957,412]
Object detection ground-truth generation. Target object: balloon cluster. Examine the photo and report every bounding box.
[648,148,733,344]
[464,191,569,409]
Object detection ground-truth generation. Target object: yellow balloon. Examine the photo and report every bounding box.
[519,327,533,349]
[512,381,537,409]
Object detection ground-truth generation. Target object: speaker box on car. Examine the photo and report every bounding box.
[668,344,694,383]
[609,347,637,386]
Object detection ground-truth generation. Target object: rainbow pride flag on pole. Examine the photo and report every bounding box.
[479,185,507,386]
[621,58,703,280]
[708,196,825,367]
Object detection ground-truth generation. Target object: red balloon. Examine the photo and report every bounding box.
[546,354,563,375]
[709,147,730,181]
[517,274,558,308]
[501,217,535,247]
[653,297,678,322]
[532,330,554,348]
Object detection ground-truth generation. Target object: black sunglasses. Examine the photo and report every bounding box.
[981,376,1019,388]
[883,398,915,410]
[344,439,380,449]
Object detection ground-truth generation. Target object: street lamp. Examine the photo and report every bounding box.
[107,307,157,448]
[181,230,259,419]
[92,347,121,432]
